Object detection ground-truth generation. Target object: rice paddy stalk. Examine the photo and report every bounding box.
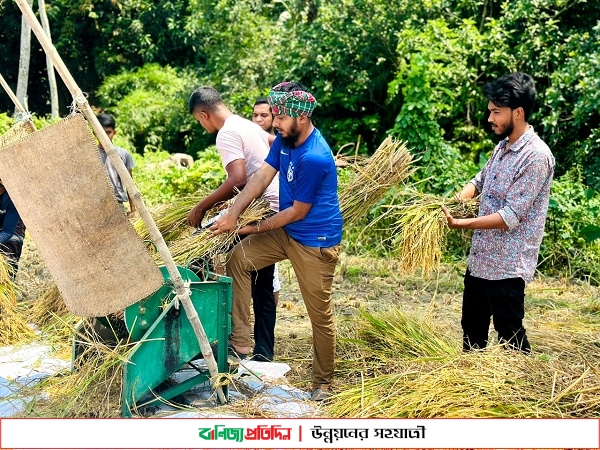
[338,136,415,225]
[132,193,210,242]
[0,255,35,345]
[28,283,69,326]
[0,119,35,148]
[353,308,459,359]
[384,192,479,275]
[154,195,272,266]
[17,321,132,418]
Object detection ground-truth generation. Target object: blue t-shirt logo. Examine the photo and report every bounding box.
[287,161,294,182]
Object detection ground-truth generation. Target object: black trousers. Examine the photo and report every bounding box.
[190,236,277,361]
[251,263,276,361]
[462,269,530,354]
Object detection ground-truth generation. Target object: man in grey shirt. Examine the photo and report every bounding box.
[97,113,136,217]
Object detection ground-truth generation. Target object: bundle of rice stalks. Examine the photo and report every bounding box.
[332,308,600,418]
[349,308,458,360]
[28,283,69,327]
[157,195,272,266]
[384,192,479,275]
[132,190,211,243]
[0,255,35,345]
[338,137,415,225]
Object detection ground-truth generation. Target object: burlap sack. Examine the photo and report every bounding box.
[0,114,164,317]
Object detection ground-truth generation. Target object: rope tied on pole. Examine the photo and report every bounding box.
[14,110,33,123]
[69,93,87,115]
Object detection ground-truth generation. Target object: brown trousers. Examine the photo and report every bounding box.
[226,227,340,387]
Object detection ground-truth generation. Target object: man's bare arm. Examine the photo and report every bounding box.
[209,162,278,233]
[187,159,247,227]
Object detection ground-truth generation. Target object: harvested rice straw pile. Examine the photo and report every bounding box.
[387,193,479,275]
[155,195,272,266]
[17,325,130,417]
[338,136,415,225]
[331,308,600,418]
[0,255,35,344]
[28,283,69,326]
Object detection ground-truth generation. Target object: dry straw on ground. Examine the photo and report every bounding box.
[338,136,415,225]
[15,322,128,418]
[330,307,600,418]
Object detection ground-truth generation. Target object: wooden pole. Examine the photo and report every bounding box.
[13,0,226,405]
[0,72,37,132]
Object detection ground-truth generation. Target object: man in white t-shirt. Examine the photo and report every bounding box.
[187,86,279,362]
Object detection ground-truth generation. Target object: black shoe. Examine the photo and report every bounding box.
[310,387,331,402]
[209,342,248,364]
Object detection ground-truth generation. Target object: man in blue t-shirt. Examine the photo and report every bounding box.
[211,82,342,402]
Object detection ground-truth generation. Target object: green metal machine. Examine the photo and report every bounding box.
[73,264,232,417]
[121,265,232,417]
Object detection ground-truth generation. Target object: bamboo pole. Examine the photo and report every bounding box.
[0,72,37,132]
[13,0,227,405]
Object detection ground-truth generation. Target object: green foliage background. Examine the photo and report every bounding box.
[0,0,598,281]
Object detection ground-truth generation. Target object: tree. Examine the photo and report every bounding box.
[38,0,58,118]
[15,0,34,116]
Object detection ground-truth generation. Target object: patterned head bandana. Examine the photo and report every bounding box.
[267,82,317,118]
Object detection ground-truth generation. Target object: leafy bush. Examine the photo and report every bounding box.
[539,169,600,283]
[388,52,477,196]
[0,113,60,134]
[96,63,203,154]
[132,146,225,206]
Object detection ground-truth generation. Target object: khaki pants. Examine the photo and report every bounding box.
[226,227,340,387]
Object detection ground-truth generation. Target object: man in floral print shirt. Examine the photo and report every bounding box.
[442,72,555,354]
